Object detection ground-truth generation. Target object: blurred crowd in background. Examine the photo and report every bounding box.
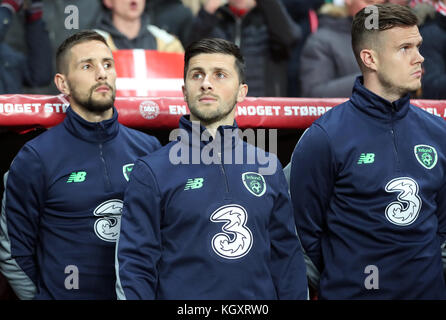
[0,0,445,99]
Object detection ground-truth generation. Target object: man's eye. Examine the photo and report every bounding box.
[82,64,91,70]
[104,63,112,69]
[192,73,203,79]
[216,72,226,79]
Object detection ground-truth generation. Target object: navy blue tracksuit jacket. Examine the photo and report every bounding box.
[116,116,308,300]
[0,107,161,299]
[291,77,446,299]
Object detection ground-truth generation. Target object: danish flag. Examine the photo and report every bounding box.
[113,49,184,97]
[410,0,446,16]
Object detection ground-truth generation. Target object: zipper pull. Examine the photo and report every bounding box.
[391,102,397,113]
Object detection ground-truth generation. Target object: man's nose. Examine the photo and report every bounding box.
[415,48,424,64]
[201,74,213,91]
[96,64,108,81]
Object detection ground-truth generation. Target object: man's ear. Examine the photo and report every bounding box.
[54,73,70,96]
[237,83,248,103]
[182,85,187,102]
[360,49,378,72]
[102,0,113,10]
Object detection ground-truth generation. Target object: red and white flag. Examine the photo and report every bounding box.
[410,0,446,16]
[113,49,184,97]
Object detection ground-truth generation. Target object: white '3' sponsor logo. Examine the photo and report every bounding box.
[93,199,123,242]
[384,177,421,226]
[210,204,253,259]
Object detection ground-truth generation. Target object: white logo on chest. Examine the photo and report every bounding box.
[93,199,123,242]
[210,204,253,259]
[384,177,421,226]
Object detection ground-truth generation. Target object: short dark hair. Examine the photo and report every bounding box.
[184,38,246,84]
[56,30,109,74]
[351,3,418,69]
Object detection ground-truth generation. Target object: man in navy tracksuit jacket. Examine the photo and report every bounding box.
[116,38,308,299]
[290,4,446,299]
[0,31,161,299]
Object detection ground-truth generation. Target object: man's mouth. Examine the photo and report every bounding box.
[199,95,217,102]
[411,70,422,78]
[95,85,111,93]
[129,1,138,10]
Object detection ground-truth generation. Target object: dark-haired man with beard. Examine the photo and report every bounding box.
[115,38,308,300]
[0,31,161,299]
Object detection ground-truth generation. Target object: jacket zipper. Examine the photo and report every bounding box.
[390,104,400,171]
[97,123,112,191]
[218,152,230,194]
[234,18,242,47]
[99,143,112,191]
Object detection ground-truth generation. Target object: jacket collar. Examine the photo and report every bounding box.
[229,5,249,17]
[63,106,120,143]
[350,76,410,123]
[219,4,258,20]
[98,10,150,39]
[178,115,241,150]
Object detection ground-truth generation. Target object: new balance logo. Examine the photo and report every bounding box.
[357,153,375,164]
[67,171,87,183]
[184,178,204,190]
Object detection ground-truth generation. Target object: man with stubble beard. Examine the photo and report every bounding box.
[0,31,161,299]
[290,3,446,299]
[115,38,308,300]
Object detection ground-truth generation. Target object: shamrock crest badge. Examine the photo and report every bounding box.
[414,145,437,169]
[242,172,266,197]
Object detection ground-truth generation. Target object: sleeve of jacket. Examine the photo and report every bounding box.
[436,180,446,244]
[22,18,53,87]
[0,144,45,300]
[116,159,162,300]
[420,24,446,99]
[300,32,358,98]
[257,0,302,58]
[435,179,446,277]
[269,158,308,300]
[290,125,335,273]
[152,136,162,150]
[0,7,13,43]
[283,162,321,290]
